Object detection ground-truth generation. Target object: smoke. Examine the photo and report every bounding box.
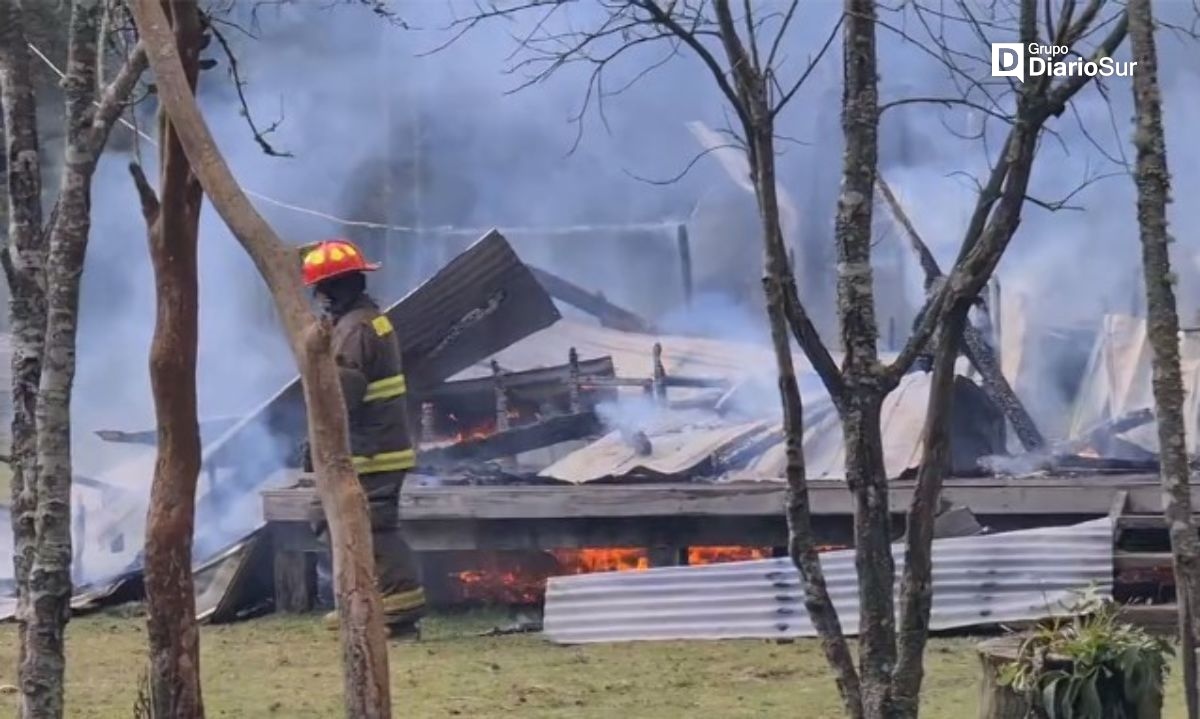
[42,0,1200,586]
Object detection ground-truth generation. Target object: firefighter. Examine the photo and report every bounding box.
[300,238,426,639]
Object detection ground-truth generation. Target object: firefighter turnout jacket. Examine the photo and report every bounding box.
[332,294,415,474]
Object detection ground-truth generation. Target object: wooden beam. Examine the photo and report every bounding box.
[1115,551,1174,572]
[676,224,693,306]
[422,357,615,402]
[1118,514,1200,530]
[94,416,242,445]
[422,412,601,465]
[401,516,796,551]
[875,173,1045,450]
[263,474,1197,525]
[528,265,654,333]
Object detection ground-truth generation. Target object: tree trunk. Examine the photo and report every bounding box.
[127,2,392,715]
[756,127,864,719]
[706,0,863,715]
[136,1,206,716]
[20,8,144,717]
[834,2,899,715]
[0,0,48,707]
[891,303,969,718]
[1127,1,1200,714]
[25,3,103,716]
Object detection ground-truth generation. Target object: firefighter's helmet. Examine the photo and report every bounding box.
[301,239,380,286]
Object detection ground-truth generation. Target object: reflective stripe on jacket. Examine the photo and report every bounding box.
[332,295,415,474]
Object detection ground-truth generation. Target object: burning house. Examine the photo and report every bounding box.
[0,230,1186,639]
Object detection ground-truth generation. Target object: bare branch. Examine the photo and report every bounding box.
[771,13,842,118]
[206,20,293,157]
[127,161,159,221]
[766,0,800,69]
[621,142,742,185]
[88,42,146,153]
[878,95,1014,123]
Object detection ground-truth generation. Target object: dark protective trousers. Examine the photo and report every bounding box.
[308,470,426,627]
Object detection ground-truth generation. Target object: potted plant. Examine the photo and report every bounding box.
[978,590,1174,718]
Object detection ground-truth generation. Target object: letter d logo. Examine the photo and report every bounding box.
[991,42,1024,81]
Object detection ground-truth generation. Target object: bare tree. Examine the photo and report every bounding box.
[128,0,206,715]
[447,1,1127,716]
[0,0,146,715]
[1126,0,1200,713]
[127,1,392,715]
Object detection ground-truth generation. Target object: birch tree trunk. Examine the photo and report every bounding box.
[134,1,205,715]
[13,4,145,715]
[0,0,48,702]
[128,1,391,715]
[24,2,137,715]
[1127,1,1200,714]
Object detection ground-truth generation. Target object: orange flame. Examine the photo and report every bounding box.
[551,548,650,573]
[687,545,772,565]
[447,545,848,605]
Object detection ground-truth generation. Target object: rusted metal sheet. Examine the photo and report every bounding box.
[543,518,1114,644]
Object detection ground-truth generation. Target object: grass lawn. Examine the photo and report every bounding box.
[0,611,1189,718]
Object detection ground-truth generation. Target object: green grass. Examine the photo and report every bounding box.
[0,611,1189,718]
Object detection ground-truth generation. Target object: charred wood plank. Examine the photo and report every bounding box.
[960,326,1044,450]
[677,224,693,306]
[528,265,654,333]
[663,376,733,389]
[94,416,242,445]
[981,408,1156,475]
[579,377,655,389]
[423,357,615,401]
[876,173,1045,450]
[260,474,1189,525]
[422,411,601,465]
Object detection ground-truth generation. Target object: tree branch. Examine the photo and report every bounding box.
[127,161,160,221]
[207,21,292,157]
[88,42,147,153]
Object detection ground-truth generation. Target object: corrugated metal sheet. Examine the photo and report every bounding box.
[539,416,769,483]
[737,372,936,481]
[1071,314,1200,454]
[543,518,1113,644]
[534,363,1002,484]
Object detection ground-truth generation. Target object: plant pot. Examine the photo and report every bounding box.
[977,635,1164,719]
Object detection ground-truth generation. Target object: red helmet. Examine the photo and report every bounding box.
[301,239,380,286]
